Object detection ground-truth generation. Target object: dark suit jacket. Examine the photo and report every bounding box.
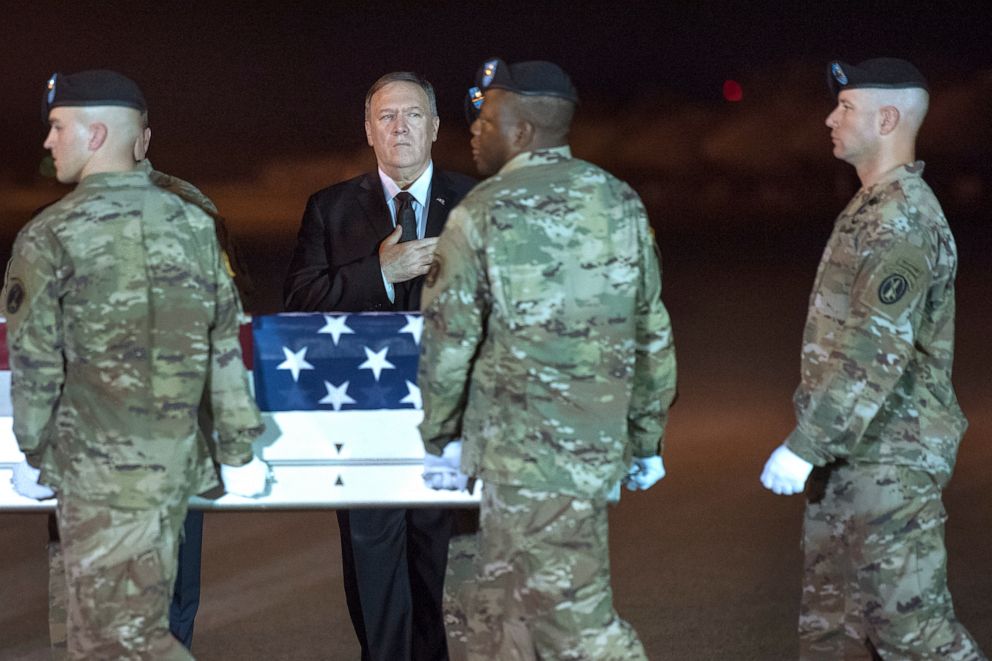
[284,168,475,313]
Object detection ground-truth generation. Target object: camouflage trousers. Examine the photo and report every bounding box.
[801,462,985,660]
[49,536,68,661]
[443,532,477,660]
[454,483,646,661]
[55,495,193,660]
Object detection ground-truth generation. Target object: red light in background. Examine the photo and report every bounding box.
[723,79,743,102]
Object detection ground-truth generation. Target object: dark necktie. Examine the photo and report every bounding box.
[394,192,418,242]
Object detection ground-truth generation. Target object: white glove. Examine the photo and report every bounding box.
[423,440,469,491]
[221,456,270,498]
[11,460,56,500]
[760,444,814,495]
[624,455,666,491]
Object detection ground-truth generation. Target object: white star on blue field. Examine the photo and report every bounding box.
[254,313,423,412]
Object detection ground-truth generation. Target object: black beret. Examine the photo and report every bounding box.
[465,57,578,121]
[43,70,146,120]
[827,58,928,96]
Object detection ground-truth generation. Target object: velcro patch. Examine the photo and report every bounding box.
[877,273,909,304]
[5,279,25,314]
[874,255,924,307]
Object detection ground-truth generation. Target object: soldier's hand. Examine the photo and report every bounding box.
[623,455,666,491]
[423,440,469,491]
[379,225,439,284]
[11,460,56,500]
[760,444,813,495]
[220,456,271,498]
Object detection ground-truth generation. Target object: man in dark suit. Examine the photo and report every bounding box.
[284,71,474,661]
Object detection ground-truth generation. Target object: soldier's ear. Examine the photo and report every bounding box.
[88,122,108,152]
[514,120,535,150]
[879,106,900,135]
[134,127,151,161]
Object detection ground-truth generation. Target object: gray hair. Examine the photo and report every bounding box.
[364,72,438,120]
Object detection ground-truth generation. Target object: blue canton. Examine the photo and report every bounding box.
[253,313,424,412]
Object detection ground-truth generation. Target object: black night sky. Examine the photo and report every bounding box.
[2,1,991,181]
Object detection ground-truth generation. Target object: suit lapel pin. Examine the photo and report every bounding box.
[436,197,446,206]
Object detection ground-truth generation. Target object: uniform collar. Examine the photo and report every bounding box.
[76,169,151,190]
[498,145,572,176]
[863,160,926,193]
[844,161,925,218]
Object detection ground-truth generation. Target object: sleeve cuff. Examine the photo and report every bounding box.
[216,427,264,466]
[382,270,395,303]
[784,427,830,466]
[629,432,662,459]
[23,452,44,469]
[422,435,457,457]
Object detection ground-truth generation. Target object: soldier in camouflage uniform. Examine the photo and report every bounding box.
[43,113,243,658]
[419,58,676,660]
[4,70,268,660]
[760,58,985,659]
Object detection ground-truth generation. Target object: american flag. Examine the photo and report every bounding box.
[253,313,424,413]
[0,313,479,510]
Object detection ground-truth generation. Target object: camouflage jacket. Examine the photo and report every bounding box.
[785,162,967,484]
[140,159,255,307]
[2,170,262,507]
[418,147,677,499]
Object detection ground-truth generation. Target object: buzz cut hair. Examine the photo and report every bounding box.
[365,72,438,120]
[514,94,575,139]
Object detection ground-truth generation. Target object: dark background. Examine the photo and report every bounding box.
[2,2,990,313]
[2,1,990,171]
[1,2,990,658]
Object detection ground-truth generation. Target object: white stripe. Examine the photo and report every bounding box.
[0,373,480,511]
[0,371,10,417]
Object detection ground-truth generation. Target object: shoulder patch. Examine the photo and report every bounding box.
[5,278,25,314]
[877,273,909,304]
[892,257,924,288]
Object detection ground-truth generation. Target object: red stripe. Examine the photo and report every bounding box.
[239,322,253,369]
